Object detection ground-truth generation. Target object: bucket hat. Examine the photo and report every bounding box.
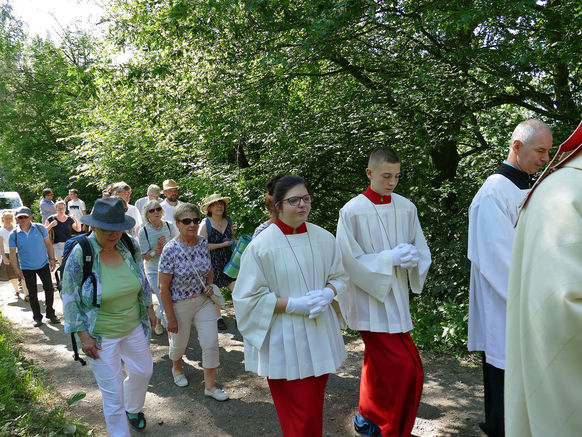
[81,198,135,231]
[201,194,231,215]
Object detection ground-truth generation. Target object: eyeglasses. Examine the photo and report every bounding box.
[178,218,201,225]
[279,194,314,207]
[148,207,163,214]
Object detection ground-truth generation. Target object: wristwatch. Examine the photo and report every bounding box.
[148,249,157,257]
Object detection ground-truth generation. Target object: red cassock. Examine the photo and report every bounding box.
[359,331,424,437]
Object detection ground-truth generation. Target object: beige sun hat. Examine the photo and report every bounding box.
[201,194,231,214]
[162,179,180,190]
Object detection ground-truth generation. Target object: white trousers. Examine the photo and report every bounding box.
[168,295,219,368]
[88,325,153,437]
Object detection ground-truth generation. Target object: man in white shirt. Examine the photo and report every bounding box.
[109,182,142,236]
[336,147,431,437]
[65,189,86,233]
[468,119,552,437]
[160,179,181,226]
[134,184,161,216]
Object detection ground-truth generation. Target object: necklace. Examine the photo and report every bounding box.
[282,228,317,293]
[370,200,398,249]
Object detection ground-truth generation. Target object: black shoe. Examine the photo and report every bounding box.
[48,315,60,324]
[33,319,43,327]
[126,411,146,431]
[217,318,227,331]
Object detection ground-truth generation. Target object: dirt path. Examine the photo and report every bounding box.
[0,281,485,436]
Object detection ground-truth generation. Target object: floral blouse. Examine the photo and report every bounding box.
[61,233,153,345]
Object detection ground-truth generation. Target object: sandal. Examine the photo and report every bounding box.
[126,411,146,431]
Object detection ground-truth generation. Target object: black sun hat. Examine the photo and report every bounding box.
[81,198,135,231]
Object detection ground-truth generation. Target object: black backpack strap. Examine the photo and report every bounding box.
[120,232,136,259]
[71,334,87,366]
[143,226,150,250]
[75,236,98,307]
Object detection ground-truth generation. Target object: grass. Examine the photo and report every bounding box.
[0,312,91,436]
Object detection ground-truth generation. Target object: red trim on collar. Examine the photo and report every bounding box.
[363,186,391,204]
[275,218,307,235]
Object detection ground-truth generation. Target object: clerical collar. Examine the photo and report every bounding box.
[363,186,391,204]
[496,162,534,189]
[275,218,307,235]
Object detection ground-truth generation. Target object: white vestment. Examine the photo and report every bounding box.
[467,174,527,369]
[505,152,582,436]
[233,223,348,380]
[335,193,431,333]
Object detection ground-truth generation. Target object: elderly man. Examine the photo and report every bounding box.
[134,184,161,216]
[9,206,59,327]
[160,179,181,226]
[467,119,552,437]
[505,123,582,437]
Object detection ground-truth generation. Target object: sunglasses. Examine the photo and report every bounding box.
[148,207,163,214]
[16,216,30,220]
[178,218,201,225]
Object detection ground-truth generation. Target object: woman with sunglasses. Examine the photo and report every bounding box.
[158,203,229,401]
[138,200,177,335]
[233,175,347,436]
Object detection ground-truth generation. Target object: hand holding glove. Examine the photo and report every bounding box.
[392,243,419,269]
[307,287,335,319]
[400,245,419,268]
[286,294,316,316]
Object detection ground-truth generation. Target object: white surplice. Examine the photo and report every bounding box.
[232,223,348,380]
[467,174,528,369]
[505,152,582,436]
[335,193,431,333]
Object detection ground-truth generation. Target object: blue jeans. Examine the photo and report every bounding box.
[146,272,166,326]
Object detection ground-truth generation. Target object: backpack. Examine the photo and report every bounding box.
[56,231,136,366]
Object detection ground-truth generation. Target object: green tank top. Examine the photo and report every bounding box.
[94,259,141,338]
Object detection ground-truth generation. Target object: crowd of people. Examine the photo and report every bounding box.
[1,121,580,436]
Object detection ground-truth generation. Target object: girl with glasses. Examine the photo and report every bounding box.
[233,175,348,436]
[138,199,177,335]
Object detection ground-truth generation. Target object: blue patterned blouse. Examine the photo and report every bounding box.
[158,237,211,302]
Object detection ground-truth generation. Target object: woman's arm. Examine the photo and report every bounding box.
[159,272,178,333]
[71,216,82,232]
[44,217,57,230]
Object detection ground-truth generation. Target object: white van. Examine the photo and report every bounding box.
[0,192,23,214]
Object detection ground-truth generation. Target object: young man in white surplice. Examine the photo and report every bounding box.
[233,175,348,437]
[336,147,431,437]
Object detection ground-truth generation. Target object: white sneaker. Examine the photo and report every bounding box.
[172,369,188,387]
[154,323,164,335]
[204,387,229,401]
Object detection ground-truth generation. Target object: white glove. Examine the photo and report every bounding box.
[400,245,420,269]
[307,287,335,319]
[392,243,412,266]
[286,295,315,316]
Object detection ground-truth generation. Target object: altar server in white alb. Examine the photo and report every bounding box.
[336,147,431,437]
[233,175,348,437]
[505,122,582,437]
[467,119,552,437]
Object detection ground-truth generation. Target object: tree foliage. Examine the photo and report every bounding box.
[1,0,581,352]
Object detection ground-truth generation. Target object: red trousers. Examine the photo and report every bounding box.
[359,331,424,437]
[267,374,329,437]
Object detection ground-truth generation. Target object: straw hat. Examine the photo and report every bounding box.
[200,194,231,214]
[81,198,135,231]
[162,179,180,190]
